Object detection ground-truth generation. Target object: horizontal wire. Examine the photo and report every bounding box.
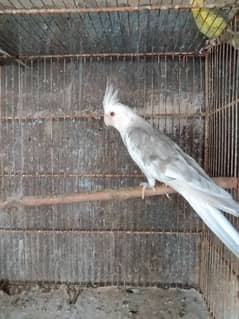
[0,173,144,178]
[0,3,238,15]
[0,280,199,289]
[0,112,205,121]
[0,52,206,61]
[0,229,200,234]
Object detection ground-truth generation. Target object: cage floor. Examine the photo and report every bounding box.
[0,284,210,319]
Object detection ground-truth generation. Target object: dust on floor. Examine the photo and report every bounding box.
[0,284,210,319]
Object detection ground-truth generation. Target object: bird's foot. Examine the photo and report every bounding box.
[166,193,171,199]
[140,182,155,200]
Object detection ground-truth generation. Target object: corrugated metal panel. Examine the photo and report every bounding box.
[0,10,205,55]
[0,6,237,56]
[0,230,200,285]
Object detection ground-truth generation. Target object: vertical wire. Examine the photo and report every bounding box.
[224,42,229,178]
[221,42,225,319]
[206,52,212,303]
[231,33,236,180]
[0,64,2,206]
[176,55,180,289]
[137,0,140,53]
[5,64,12,228]
[173,4,189,52]
[208,49,214,310]
[142,54,148,287]
[221,43,228,304]
[227,44,232,178]
[216,45,221,178]
[217,44,223,317]
[42,57,47,280]
[227,39,234,303]
[34,58,40,280]
[21,61,27,272]
[126,0,131,36]
[231,20,238,316]
[10,62,16,217]
[212,49,217,316]
[211,47,215,176]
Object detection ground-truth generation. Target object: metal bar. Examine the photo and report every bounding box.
[0,112,206,121]
[0,172,144,178]
[0,52,206,61]
[0,280,200,289]
[0,3,238,14]
[204,57,210,171]
[0,229,200,234]
[0,177,237,208]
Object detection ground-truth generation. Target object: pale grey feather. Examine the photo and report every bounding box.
[103,83,239,258]
[124,124,239,217]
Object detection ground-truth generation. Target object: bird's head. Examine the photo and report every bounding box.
[103,83,137,133]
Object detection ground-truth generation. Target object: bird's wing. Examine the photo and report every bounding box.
[124,124,210,186]
[124,124,239,216]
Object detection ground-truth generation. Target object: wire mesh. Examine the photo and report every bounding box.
[0,0,238,10]
[0,55,204,285]
[0,2,238,318]
[0,1,237,57]
[200,17,239,319]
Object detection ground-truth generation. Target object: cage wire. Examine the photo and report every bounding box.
[0,1,238,319]
[0,54,204,284]
[0,0,237,57]
[199,17,239,319]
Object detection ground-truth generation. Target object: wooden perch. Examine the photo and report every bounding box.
[0,177,238,209]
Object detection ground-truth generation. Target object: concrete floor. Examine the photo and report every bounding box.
[0,284,210,319]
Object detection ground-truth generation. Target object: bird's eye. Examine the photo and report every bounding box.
[110,112,115,117]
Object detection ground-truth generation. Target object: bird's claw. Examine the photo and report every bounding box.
[140,182,155,200]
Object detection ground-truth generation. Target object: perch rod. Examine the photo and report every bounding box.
[0,177,237,209]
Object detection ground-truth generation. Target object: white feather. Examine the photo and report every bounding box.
[103,82,119,112]
[187,195,239,258]
[103,83,239,258]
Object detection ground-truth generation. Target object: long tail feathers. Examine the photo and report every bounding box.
[187,197,239,258]
[199,191,239,217]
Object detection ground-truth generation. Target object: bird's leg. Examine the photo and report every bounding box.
[140,182,148,200]
[140,179,155,200]
[166,193,171,199]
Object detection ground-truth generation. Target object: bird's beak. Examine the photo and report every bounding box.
[104,114,110,127]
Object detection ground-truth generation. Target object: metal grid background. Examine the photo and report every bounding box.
[0,2,238,319]
[0,0,238,56]
[200,18,239,319]
[0,55,204,286]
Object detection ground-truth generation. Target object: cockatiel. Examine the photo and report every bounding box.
[191,0,239,50]
[103,83,239,258]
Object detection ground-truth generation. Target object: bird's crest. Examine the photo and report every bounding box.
[103,82,119,112]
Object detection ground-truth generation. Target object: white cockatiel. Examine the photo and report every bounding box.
[103,83,239,258]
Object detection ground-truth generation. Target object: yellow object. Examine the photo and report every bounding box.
[191,0,227,39]
[191,0,239,49]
